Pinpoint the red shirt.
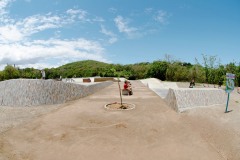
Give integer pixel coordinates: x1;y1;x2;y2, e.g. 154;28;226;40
124;83;128;89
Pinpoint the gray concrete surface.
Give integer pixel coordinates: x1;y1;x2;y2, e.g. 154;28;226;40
140;78;178;98
0;80;240;160
0;79;113;107
140;78;227;112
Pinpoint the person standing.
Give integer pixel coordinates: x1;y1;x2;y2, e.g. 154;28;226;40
41;69;46;79
189;79;195;88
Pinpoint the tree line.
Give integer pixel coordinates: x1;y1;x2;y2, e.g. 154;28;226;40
1;55;240;87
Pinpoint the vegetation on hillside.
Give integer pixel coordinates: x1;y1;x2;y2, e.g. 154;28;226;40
1;56;240;87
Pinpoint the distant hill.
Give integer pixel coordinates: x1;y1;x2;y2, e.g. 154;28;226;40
2;58;238;86
58;60;110;71
55;60;112;78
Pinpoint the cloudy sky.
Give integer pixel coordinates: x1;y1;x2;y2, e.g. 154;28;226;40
0;0;239;69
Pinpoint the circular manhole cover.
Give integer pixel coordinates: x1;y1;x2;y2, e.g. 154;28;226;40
104;102;135;111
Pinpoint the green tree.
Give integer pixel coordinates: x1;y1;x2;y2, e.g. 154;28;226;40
225;62;236;74
236;65;240;87
147;61;168;80
0;71;4;81
3;65;20;80
166;62;189;81
131;63;150;79
202;54;217;84
189;64;205;83
214;65;225;85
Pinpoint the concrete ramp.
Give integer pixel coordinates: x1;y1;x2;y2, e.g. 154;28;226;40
164;88;227;112
0;79;113;107
140;78;178;98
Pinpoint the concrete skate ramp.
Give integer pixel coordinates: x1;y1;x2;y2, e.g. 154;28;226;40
0;79;113;107
165;88;227;112
140;78;178;98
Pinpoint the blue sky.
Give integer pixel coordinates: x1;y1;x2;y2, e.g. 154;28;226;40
0;0;239;69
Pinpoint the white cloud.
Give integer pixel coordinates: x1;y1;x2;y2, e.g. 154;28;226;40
54;30;61;38
0;38;108;69
0;25;23;42
0;0;12;15
0;13;64;43
0;1;110;69
100;25;117;44
144;8;153;14
18;62;58;70
108;7;117;14
114;15;138;38
18;14;63;34
0;0;14;23
0;8;99;43
109;37;118;44
93;16;105;22
66;9;90;22
154;10;169;24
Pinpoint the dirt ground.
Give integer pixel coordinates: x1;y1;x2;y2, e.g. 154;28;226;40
0;81;240;160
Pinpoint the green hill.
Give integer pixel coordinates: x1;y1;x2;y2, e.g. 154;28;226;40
2;56;239;86
58;60;109;71
45;59;150;79
55;60;111;78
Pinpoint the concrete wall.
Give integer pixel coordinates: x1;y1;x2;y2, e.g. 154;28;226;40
63;77;125;83
0;79;113;107
140;78;179;98
165;88;227;112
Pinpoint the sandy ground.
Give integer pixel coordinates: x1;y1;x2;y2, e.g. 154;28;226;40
0;105;63;134
0;80;240;160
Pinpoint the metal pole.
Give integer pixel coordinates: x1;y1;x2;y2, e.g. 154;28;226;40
225;92;230;113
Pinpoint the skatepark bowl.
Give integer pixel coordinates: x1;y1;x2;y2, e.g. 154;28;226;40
0;78;240;160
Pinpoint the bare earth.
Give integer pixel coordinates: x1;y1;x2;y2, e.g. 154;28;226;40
0;81;240;160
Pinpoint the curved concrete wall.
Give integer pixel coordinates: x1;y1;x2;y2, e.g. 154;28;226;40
165;88;227;112
0;79;113;107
